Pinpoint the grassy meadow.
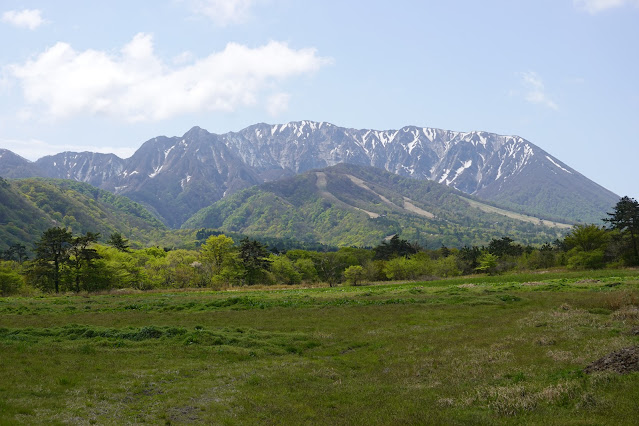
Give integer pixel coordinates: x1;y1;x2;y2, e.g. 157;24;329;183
1;269;639;424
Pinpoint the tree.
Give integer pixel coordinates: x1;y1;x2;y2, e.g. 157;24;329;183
343;265;365;286
373;235;418;260
271;255;302;285
0;263;23;296
1;244;28;262
68;232;101;292
200;234;236;278
34;227;73;293
238;238;272;285
487;237;523;257
604;196;639;265
562;224;609;269
476;253;499;274
107;232;130;252
458;245;481;274
563;224;609;252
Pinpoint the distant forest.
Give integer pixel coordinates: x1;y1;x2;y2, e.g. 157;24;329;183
2;197;637;296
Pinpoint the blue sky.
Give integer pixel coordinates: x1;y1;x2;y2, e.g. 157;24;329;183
1;0;638;201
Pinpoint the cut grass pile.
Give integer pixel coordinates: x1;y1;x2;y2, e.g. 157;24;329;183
1;270;638;424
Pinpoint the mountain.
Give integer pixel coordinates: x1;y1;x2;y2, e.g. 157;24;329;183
225;122;618;223
100;129;262;227
0;149;45;179
0;177;166;251
0;121;618;226
35;151;126;188
183;164;571;248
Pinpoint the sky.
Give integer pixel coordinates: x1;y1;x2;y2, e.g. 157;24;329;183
0;0;637;200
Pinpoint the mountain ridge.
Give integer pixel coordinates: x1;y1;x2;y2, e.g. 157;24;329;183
183;163;571;248
0;177;166;251
0;121;619;227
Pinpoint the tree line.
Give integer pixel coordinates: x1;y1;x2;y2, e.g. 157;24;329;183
1;196;638;296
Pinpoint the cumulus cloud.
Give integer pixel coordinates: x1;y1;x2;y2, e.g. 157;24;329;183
185;0;257;26
573;0;639;14
266;92;291;116
7;33;331;122
1;9;44;30
519;71;558;111
1;138;136;161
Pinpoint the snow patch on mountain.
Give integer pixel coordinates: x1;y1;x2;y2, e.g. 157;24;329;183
546;155;572;174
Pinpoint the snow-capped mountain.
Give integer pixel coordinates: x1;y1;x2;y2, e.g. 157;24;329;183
0;121;619;227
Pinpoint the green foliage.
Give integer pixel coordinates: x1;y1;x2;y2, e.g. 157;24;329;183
0;178;165;251
271;255;302;285
0;262;24;296
566;249;606;270
294;258;319;283
383;255;431;280
107;232;130;252
476;253;499;274
239;238;272;285
487;237;524;257
604;196;639;264
432;255;461;278
33;227;73;293
343;265;365;286
200;235;236;277
564;224;609;252
373;235;418;260
183;164;568;248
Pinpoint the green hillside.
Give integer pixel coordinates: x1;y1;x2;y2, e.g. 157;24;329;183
183;164;572;248
0;177;166;251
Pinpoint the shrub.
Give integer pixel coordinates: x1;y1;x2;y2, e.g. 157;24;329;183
0;265;23;296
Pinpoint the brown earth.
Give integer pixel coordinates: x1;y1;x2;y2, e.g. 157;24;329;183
584;346;639;374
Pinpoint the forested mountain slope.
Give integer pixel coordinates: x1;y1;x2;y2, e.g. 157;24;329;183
183;164;571;248
0;177;165;251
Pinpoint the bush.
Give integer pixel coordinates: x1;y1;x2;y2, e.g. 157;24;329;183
343;265;365;286
0;265;23;296
432;255;461;278
567;249;606;270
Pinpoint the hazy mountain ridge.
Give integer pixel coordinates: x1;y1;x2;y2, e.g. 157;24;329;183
0;121;619;226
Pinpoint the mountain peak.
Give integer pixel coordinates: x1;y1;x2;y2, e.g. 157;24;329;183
0;121;619;226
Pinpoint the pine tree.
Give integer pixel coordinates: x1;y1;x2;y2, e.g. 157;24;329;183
239;238;271;285
107;232;130;252
34;227;73;293
68;232;101;292
604;196;639;264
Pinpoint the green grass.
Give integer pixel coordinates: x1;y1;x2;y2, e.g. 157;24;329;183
1;270;638;424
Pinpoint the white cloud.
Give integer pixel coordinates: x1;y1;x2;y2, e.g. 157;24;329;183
519;71;558;111
573;0;639;14
185;0;257;26
1;9;44;30
7;33;331;122
266;92;290;116
0;138;136;161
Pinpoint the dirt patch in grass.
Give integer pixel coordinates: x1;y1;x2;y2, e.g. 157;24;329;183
584;346;639;375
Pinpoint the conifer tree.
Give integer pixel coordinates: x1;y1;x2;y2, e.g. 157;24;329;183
34;227;73;293
605;196;639;264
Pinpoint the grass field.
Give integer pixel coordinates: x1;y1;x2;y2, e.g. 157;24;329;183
1;270;638;424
